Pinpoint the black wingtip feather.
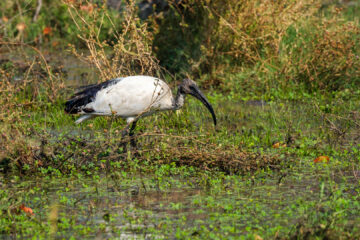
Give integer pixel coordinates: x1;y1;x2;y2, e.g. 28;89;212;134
64;78;122;114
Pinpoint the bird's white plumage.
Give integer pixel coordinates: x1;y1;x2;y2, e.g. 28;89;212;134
78;76;174;123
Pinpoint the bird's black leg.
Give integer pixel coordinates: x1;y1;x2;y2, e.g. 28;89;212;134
120;125;130;153
129;120;138;148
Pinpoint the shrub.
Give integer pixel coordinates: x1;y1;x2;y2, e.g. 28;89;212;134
66;0;162;81
281;15;360;91
153;0;360;91
153;0;320;74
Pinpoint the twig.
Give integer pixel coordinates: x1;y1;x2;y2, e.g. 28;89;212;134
0;41;54;82
138;132;212;146
33;0;42;22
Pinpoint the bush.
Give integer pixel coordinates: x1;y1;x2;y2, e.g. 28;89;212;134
153;0;360;91
281;16;360;91
1;0;358;92
153;0;320;73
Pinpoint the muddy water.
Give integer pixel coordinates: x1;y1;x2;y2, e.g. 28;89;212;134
2;165;357;239
0;48;98;86
1;175;206;239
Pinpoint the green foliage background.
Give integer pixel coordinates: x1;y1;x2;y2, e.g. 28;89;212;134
1;0;359;94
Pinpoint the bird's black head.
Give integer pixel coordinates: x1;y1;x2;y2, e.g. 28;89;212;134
179;78;217;126
178;78;197;94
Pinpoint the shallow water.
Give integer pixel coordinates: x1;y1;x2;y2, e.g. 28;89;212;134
0;47;98;86
1;162;359;239
1;48;360;238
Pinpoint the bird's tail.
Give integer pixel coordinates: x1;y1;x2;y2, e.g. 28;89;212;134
65;98;80;114
65;78;121;114
64;93;93;114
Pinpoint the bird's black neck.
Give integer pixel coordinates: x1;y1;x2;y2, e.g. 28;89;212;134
174;88;186;110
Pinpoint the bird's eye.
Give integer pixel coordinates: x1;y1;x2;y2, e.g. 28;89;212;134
189;85;196;91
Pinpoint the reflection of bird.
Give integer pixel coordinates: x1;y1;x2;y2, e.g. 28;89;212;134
65;76;217;145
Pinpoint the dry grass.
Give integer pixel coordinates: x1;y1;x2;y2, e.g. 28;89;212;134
145;142;281;174
0;1;165;171
153;0;359;90
0;43;65;169
281;14;360;90
22;132;281;175
204;0;321;64
154;0;321;74
1;0;358;174
65;0;163;82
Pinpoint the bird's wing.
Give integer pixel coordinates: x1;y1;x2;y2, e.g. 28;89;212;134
65;78;123;114
88;76;173;117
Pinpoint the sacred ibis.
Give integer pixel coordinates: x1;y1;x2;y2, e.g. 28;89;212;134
65;75;217;145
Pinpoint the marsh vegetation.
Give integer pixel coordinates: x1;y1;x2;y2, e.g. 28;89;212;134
0;0;360;239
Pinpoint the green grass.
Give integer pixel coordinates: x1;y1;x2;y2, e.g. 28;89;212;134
1;1;360;238
1;83;360;238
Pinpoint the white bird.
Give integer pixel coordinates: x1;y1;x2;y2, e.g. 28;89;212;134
65;75;216;144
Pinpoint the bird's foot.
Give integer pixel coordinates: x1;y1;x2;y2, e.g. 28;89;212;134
130;136;137;148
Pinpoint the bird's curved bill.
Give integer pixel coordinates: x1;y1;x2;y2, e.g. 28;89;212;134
189;86;217;126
